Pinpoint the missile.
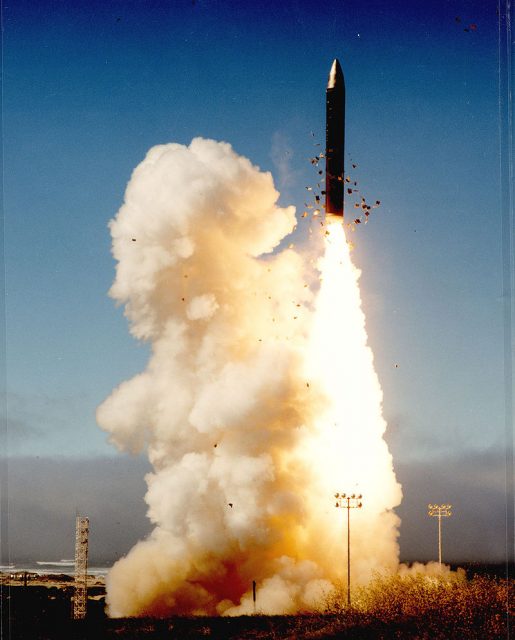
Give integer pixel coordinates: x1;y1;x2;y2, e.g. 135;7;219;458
325;59;345;217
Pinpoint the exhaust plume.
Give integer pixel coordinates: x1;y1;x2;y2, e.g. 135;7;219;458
97;138;402;616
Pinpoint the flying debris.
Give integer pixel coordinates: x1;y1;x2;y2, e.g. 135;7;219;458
325;59;345;217
457;16;477;32
302;64;382;231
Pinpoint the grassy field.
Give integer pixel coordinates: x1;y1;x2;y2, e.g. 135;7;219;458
2;570;512;639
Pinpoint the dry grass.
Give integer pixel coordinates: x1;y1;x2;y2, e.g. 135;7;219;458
320;572;513;639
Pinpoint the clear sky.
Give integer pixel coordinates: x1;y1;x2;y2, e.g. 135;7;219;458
3;0;511;564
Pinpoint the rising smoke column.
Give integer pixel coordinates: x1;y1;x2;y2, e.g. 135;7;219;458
97;138;402;617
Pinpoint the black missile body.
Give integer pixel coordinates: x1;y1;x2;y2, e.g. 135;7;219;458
325;59;345;217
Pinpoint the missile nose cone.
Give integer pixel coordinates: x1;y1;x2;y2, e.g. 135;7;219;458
327;59;344;89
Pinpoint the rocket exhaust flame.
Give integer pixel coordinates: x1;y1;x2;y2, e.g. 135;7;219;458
97;139;402;617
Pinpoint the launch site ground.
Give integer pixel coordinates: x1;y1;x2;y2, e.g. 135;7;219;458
2;565;512;640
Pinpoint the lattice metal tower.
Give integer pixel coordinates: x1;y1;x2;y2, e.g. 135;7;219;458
73;516;89;620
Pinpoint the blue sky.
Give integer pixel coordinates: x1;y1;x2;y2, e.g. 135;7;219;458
3;0;511;562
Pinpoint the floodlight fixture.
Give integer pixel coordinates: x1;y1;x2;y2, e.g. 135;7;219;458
335;491;364;606
427;503;453;565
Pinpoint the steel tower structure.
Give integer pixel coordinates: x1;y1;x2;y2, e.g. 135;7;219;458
73;516;89;619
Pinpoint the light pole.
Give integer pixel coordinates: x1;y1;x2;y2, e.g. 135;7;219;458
427;503;452;566
335;492;363;606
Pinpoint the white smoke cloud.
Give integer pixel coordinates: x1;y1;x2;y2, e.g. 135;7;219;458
97;138;402;617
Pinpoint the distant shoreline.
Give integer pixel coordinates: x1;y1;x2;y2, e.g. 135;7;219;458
1;571;105;588
0;562;110;578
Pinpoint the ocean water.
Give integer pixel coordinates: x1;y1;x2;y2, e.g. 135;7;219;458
0;560;110;577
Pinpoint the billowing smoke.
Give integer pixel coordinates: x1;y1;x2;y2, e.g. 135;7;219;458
97;138;402;617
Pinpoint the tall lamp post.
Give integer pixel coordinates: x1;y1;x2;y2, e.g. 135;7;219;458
335;492;363;606
427;503;452;566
